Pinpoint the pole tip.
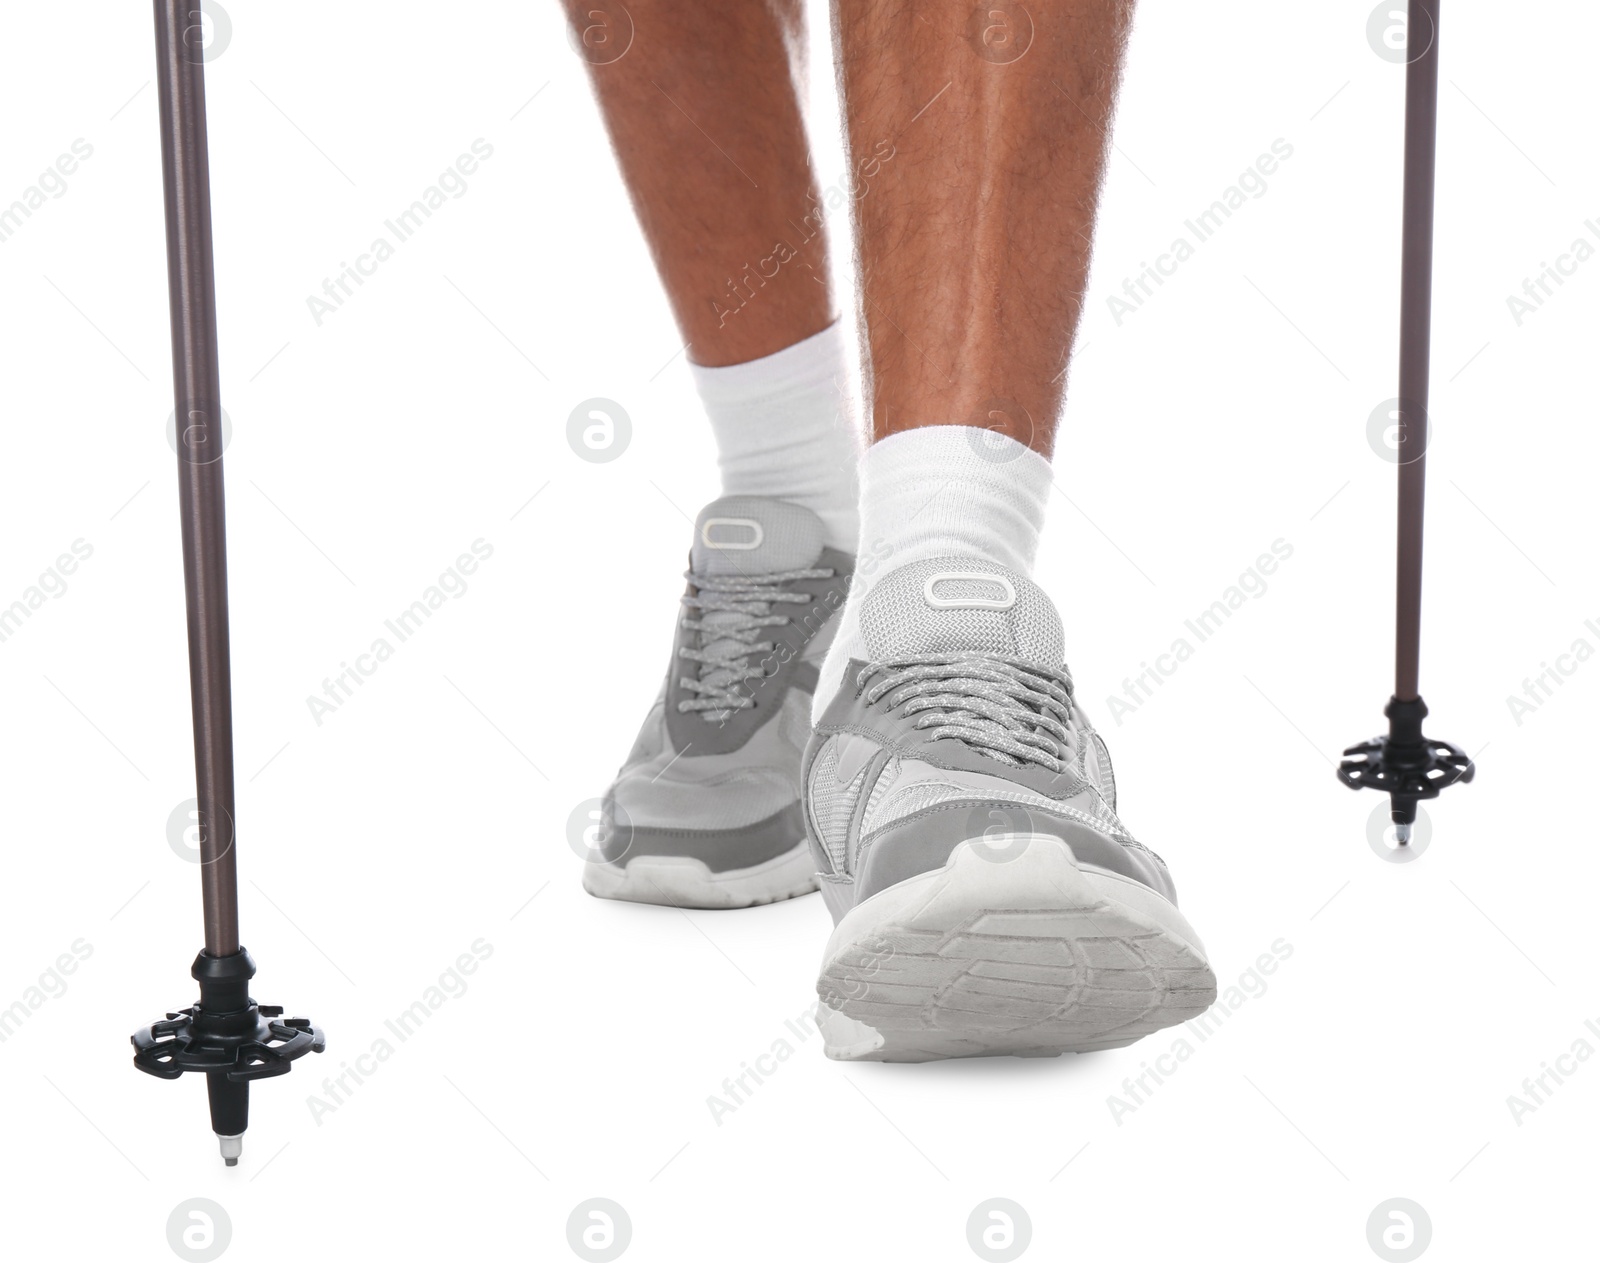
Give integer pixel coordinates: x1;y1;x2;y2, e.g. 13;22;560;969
217;1133;243;1166
1394;821;1413;845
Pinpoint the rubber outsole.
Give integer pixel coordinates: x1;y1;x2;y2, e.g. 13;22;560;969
815;834;1216;1061
582;841;818;910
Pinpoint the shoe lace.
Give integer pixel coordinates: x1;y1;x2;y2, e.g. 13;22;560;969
677;565;834;716
857;653;1079;772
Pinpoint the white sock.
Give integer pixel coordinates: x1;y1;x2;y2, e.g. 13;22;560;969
690;321;861;552
815;424;1054;720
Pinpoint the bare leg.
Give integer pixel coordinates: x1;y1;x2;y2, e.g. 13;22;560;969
563;0;834;366
834;0;1135;455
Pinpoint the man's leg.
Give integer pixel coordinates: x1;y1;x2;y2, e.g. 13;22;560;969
806;2;1218;1061
840;0;1128;451
566;1;859;908
566;0;828;366
567;0;859;547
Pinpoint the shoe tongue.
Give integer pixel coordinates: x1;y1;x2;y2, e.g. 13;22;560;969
690;496;825;577
859;557;1064;671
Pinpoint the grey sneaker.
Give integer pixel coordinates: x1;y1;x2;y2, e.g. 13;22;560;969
584;495;853;909
803;557;1216;1060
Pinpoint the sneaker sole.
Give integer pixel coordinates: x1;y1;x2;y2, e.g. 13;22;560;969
582;841;818;910
815;834;1216;1061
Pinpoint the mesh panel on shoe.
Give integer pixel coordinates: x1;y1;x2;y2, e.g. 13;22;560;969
858;557;1064;671
690;496;825;577
809;738;868;870
861;756;899;825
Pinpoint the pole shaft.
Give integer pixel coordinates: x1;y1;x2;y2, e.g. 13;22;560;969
154;0;239;956
1394;0;1439;701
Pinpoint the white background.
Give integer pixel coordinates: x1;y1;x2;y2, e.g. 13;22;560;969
0;1;1594;1259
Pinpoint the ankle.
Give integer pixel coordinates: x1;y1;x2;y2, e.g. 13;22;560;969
855;425;1052;579
690;321;862;552
815;425;1053;721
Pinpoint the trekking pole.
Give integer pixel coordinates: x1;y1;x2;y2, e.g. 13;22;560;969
130;0;323;1165
1338;0;1473;840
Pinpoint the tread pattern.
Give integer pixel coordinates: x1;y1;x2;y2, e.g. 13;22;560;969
819;899;1215;1061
